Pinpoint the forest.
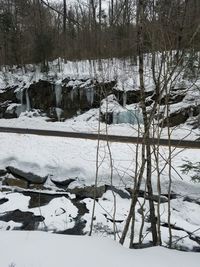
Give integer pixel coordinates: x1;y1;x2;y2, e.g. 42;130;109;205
0;0;200;67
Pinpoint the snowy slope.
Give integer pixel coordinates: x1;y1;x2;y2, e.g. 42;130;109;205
0;231;200;267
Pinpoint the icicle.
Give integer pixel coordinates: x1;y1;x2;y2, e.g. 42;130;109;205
16;89;26;114
86;87;94;105
25;89;31;111
123;91;127;107
54;82;63;121
55;107;63;121
55;83;62;107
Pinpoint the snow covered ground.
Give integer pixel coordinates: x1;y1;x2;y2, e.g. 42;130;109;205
0;132;199;189
0;132;200;251
0;109;199;141
0;231;200;267
0;56;200;259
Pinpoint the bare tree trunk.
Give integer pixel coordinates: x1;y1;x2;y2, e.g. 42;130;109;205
137;0;157;246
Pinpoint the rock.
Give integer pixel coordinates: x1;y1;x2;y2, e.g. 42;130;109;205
4;103;21;118
51;178;76;188
0;209;44;230
0;169;7;176
126;188;168;203
22;191;68;208
28;80;56;114
6;166;48;184
161;110;189;127
68;185;106;199
0;86;18;103
2;177;28;189
131;242;153;249
0;198;8;205
161;104;200;127
183;196;200;205
105;185;130;199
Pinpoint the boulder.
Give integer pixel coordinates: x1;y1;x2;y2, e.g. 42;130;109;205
0;209;44;230
0;169;7;176
68;185;106;199
6;166;48;184
126;188;168;203
161;104;200;127
2;177;28;189
0;86;18;103
0;198;8;205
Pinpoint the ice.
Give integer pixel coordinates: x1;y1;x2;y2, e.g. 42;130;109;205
123;91;127;107
55;82;62;107
55;107;63;121
25;89;31;111
113;108;143;125
86;87;94;105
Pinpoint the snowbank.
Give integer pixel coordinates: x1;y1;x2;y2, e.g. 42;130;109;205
0;231;200;267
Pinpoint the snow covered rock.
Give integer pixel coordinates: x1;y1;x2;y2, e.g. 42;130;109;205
6;166;48;184
69;185;106;199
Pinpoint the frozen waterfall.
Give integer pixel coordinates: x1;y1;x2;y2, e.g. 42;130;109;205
25;89;31;111
54;82;63;121
55;83;62;107
113;108;143;125
16;88;31;114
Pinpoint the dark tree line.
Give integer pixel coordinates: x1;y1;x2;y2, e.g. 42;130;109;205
0;0;200;68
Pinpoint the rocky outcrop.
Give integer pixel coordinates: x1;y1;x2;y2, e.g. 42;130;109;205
29;81;56;115
0;86;18;103
0;76;199;126
161;104;200;127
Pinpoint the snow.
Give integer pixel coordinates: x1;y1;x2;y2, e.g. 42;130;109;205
0;131;199;195
0;231;199;267
0;55;200;258
0;131;200;250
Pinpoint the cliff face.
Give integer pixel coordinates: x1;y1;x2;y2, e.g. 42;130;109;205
0;58;199;127
0;79;117;121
